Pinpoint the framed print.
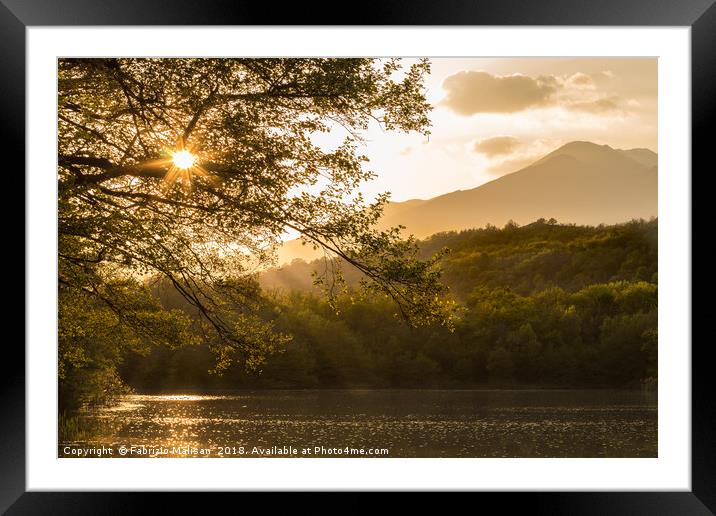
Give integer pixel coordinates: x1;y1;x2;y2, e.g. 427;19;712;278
6;0;712;512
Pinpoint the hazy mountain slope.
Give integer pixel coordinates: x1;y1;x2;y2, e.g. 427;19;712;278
619;148;658;167
380;198;428;220
277;141;657;263
276;200;429;264
376;141;657;239
276;238;325;265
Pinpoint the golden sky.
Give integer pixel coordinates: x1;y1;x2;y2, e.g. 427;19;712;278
346;57;657;202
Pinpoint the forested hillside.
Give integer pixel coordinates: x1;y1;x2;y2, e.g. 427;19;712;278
121;219;658;391
265;219;657;297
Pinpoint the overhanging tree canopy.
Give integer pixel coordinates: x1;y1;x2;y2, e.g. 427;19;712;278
58;58;452;372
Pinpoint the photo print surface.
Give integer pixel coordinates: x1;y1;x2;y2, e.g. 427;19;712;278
58;57;657;458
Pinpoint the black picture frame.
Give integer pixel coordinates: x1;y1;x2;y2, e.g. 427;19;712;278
5;0;710;512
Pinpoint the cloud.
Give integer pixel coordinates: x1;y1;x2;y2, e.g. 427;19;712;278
441;69;629;117
565;72;594;88
474;136;520;157
567;95;621;114
399;146;413;156
442;71;558;114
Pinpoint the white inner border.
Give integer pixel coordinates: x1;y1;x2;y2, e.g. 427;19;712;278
26;27;691;491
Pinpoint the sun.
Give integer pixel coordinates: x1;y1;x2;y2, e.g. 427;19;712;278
172;150;197;170
161;146;215;191
143;139;215;191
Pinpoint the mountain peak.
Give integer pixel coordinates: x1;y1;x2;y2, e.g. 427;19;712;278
374;140;657;240
536;141;616;165
277;140;658;263
534;140;657;169
559;141;613;152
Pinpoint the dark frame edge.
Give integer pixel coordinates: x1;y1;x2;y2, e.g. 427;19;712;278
1;0;27;514
7;0;713;513
691;0;716;513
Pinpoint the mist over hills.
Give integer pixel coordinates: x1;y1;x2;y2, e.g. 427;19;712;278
277;141;657;264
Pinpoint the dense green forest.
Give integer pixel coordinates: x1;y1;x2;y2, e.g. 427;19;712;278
119;219;657;393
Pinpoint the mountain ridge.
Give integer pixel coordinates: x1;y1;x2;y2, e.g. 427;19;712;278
277;141;657;264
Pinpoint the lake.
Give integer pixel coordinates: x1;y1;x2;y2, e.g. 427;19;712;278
59;389;657;458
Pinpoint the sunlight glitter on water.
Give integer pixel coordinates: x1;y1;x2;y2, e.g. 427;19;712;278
129;394;230;402
62;390;657;458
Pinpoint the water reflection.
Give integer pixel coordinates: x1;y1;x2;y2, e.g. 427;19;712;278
59;389;657;458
